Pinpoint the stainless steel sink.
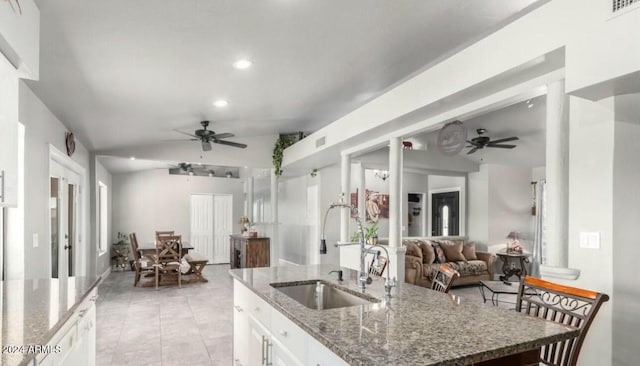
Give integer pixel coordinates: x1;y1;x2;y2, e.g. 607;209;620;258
271;280;379;310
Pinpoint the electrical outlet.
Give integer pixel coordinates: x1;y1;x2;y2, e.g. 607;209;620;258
32;233;39;248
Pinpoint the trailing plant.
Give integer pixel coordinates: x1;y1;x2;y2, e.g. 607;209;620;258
310;168;318;177
351;223;378;242
272;135;297;177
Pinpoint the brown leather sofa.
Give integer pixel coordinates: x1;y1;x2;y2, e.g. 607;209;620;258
402;236;496;288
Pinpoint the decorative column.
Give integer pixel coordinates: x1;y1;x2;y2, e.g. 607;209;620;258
340;154;351;243
270;168;278;266
388;137;406;285
246;177;254;221
545;80;569;268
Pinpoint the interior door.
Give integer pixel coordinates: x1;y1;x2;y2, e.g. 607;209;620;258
50;161;80;279
213;195;232;264
431;191;459;236
190;194;214;262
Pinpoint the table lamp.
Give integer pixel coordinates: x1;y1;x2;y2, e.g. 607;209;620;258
506;231;521;253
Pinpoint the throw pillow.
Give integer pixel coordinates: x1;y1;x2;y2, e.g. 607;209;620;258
404;242;422;258
462;241;478;260
419;241;436;264
438;240;466;262
431;243;447;264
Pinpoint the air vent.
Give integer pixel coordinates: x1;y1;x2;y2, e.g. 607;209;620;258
315;136;326;148
613;0;639;12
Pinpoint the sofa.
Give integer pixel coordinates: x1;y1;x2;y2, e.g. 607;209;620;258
402;236;496;288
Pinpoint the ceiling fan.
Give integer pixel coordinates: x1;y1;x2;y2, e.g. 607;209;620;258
466;128;519;155
174;121;247;151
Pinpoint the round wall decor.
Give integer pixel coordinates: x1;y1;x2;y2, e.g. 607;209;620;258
65;132;76;156
436;120;467;156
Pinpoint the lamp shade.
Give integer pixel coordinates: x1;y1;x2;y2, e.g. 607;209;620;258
507;231;520;240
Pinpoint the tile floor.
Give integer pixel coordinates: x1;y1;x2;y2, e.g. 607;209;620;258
95;266;515;366
96;264;233;366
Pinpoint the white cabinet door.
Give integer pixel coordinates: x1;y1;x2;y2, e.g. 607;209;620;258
0;52;18;207
233;302;249;366
270;336;304;366
307;336;349;366
248;316;270;366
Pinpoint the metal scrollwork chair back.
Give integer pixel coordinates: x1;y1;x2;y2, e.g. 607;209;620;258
516;276;609;366
431;263;459;293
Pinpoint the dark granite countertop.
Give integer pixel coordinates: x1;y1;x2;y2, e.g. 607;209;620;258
229;264;578;366
1;276;100;366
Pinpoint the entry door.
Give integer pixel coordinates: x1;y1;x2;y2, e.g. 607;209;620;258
431;191;459;236
212;195;232;263
191;194;232;264
50;161;80;279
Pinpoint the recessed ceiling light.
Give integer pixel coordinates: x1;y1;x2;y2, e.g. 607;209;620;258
213;99;228;108
233;59;252;70
129;156;136;160
528;103;534;108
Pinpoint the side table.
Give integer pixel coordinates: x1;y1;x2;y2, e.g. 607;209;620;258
496;251;530;281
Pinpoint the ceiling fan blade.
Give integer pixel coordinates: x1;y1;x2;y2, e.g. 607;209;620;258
467;147;480;155
211;132;234;139
201;141;212;151
214;140;247;149
487;144;517;149
174;129;198;138
163;138;198;142
466;140;480;147
488;136;519;144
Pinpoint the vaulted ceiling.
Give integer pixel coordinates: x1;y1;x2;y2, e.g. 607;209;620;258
29;0;541;153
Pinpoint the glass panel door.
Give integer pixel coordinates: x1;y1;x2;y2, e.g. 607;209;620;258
50;177;59;278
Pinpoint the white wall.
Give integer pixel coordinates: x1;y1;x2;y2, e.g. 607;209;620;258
278;174;313;265
404;172;428;237
612;93;640;365
93;158;112;275
467;164;531;251
112;169;244;246
531;166;546;181
18;82;92;279
566;96;615;366
467;165;489;249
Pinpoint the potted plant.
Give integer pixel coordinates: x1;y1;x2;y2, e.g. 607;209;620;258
351;223;378;244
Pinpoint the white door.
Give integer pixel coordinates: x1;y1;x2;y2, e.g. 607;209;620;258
190;194;214;262
50;160;80;279
213;195;232;263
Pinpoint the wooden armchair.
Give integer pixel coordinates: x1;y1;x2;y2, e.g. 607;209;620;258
430;263;459;293
152;235;183;290
516;276;609;366
129;233;154;286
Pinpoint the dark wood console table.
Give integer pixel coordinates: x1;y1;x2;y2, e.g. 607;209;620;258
496;251;530;281
229;235;270;269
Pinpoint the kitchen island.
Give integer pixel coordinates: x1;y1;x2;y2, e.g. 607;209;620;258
1;276;100;366
230;264;578;366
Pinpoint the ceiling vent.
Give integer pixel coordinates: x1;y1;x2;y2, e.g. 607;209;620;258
315;136;326;148
612;0;639;13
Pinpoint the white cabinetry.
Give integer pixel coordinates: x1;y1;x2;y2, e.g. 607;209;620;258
35;288;98;366
233;279;346;366
0;52;18;207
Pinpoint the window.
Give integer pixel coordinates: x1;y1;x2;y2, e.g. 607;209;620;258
98;182;108;254
442;205;449;236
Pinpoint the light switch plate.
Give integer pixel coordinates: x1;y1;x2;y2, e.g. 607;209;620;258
579;232;600;249
32;233;38;248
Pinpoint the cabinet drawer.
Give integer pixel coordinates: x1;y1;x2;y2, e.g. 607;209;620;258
249;290;270;327
270;308;306;362
233;279;252;311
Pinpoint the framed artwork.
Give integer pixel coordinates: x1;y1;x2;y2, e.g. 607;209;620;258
365;189;389;223
350;190;358;218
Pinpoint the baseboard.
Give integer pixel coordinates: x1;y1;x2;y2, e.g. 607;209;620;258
98;266;112;284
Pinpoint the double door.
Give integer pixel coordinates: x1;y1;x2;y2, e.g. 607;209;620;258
50;160;81;279
190;194;232;264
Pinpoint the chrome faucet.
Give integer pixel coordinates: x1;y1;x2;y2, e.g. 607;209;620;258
320;194;396;296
